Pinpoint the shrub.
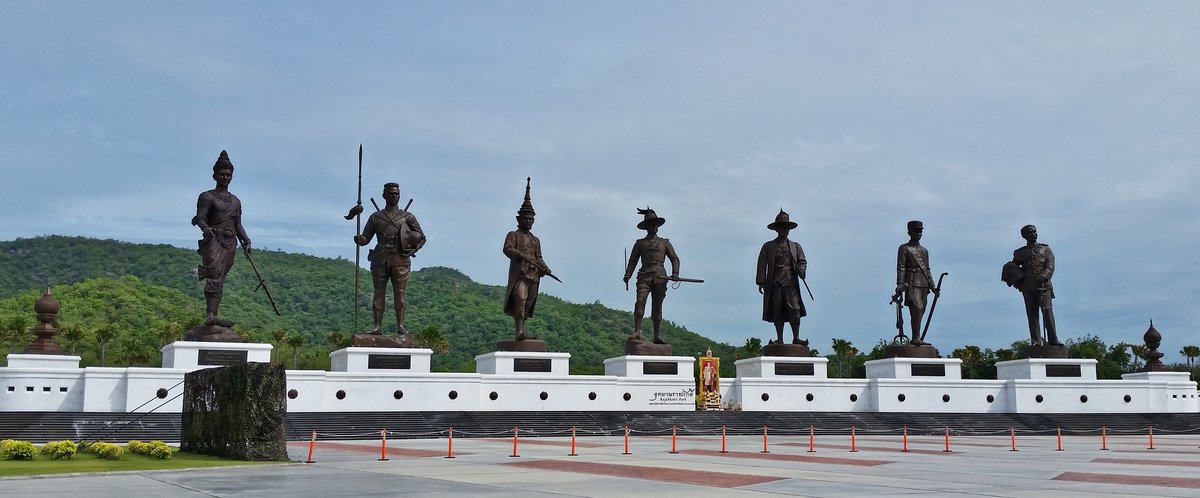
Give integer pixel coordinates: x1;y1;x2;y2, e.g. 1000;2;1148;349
127;440;172;459
2;440;36;460
40;440;78;460
148;443;173;459
88;442;124;460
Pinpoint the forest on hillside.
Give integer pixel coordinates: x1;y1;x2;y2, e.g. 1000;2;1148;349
2;236;1197;380
0;236;738;374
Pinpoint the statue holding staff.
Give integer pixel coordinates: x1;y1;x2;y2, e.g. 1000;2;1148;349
756;210;808;347
354;182;425;335
192;150;251;328
893;220;940;345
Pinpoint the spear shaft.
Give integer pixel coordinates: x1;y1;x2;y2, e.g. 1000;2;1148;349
353;145;362;332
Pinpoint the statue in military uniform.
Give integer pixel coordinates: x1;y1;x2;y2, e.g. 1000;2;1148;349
756;210;807;346
895;220;938;345
1003;224;1059;347
354;182;426;335
623;208;680;345
503;178;552;341
192;150;251;328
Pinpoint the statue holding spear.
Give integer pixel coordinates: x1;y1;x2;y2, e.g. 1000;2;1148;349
343;145;365;333
354;181;426;339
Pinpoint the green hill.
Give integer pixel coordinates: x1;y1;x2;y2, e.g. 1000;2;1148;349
0;236;736;374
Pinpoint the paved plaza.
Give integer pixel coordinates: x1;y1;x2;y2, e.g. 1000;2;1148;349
2;433;1199;497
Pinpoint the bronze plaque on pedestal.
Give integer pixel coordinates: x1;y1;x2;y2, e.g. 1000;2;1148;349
775;362;815;376
1045;364;1082;377
513;358;552;372
910;363;946;377
643;362;679;375
198;349;248;366
367;354;412;370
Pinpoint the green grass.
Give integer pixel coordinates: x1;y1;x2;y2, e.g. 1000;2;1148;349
0;449;287;477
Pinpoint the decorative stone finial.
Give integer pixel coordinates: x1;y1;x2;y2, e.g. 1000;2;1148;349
24;287;63;354
1139;320;1168;372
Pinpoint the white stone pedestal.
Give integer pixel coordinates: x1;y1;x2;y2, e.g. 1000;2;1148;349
866;357;963;380
330;347;432;373
1120;371;1199;412
475;351;570;376
735;356;828;379
865;357;1006;413
603;355;697;411
161;341;272;370
603;355;695;379
1121;371;1193;382
995;358;1097;380
4;354;81;369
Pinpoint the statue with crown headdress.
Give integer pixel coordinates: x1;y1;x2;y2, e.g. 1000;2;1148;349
500;178;555;352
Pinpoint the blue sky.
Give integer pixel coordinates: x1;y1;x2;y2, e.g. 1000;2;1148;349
3;2;1198;360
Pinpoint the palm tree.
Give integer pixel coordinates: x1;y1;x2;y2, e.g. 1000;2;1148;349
114;336;153;367
738;337;763;359
156;322;180;347
328;331;349;351
413;325;449;354
94;327;114;367
1129;344;1147;371
830;338;857;378
284;333;305;369
1181;345;1200;380
271;329;287;362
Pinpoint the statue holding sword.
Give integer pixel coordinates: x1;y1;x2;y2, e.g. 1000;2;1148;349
889;220;946;356
624;207;701;348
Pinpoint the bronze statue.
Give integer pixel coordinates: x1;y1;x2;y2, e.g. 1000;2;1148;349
192;150;251;327
893;220;940;345
503;178;555;341
756;210;808;346
623;208;680;345
354;182;425;335
1003;224;1060;346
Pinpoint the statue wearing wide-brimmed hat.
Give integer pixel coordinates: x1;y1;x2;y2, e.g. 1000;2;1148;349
623;207;680;347
756;209;809;352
